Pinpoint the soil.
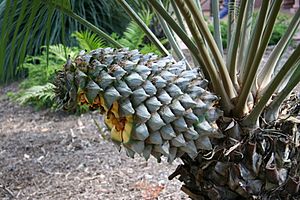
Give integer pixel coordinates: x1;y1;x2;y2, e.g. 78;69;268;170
0;84;188;200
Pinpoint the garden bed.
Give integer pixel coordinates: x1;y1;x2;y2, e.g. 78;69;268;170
0;84;188;200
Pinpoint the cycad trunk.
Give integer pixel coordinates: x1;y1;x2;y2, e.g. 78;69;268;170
55;48;300;199
171;118;300;199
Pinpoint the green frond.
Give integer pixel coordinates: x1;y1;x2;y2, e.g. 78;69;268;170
140;43;161;55
48;44;79;62
15;83;56;107
118;10;153;48
72;30;106;51
117;0;169;55
18;44;78;89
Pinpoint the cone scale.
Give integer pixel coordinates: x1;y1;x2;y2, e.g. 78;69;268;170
55;48;223;162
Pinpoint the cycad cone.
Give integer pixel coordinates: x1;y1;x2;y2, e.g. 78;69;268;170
55;48;223;162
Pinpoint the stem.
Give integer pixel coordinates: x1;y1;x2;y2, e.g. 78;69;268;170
227;0;247;88
175;0;233;113
195;0;201;10
240;1;269;82
227;0;234;46
117;0;169;56
258;8;300;90
233;1;270;117
170;0;186;33
148;0;205;75
244;44;300;125
156;0;188;66
211;0;223;55
243;0;282;95
249;0;283;95
237;0;254;79
264;64;300;122
185;0;236;99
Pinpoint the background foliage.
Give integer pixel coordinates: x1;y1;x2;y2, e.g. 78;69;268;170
8;44;79;109
0;0;133;83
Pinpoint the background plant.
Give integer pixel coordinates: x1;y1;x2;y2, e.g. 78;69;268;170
111;10;167;55
0;0;162;84
9;29;111;110
253;11;291;45
9;44;78;109
72;30;107;52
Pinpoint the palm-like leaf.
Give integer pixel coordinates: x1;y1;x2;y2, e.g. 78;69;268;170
0;0;128;83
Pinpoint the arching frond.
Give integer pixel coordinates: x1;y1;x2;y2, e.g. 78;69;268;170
0;0;126;84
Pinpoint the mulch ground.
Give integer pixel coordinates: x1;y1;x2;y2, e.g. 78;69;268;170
0;84;188;200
